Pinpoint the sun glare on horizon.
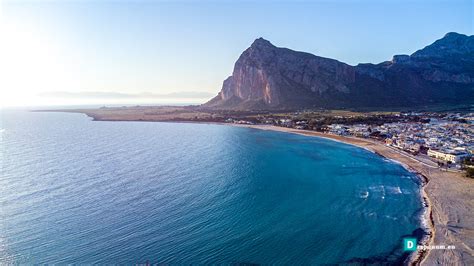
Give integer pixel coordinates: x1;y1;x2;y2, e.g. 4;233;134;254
0;4;214;108
0;12;83;107
1;0;471;108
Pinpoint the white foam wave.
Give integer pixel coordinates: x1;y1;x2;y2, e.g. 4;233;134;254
359;191;369;199
384;215;398;220
368;185;386;199
386;186;402;194
368;185;385;192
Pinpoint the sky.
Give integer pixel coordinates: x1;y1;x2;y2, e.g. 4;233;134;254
0;0;472;107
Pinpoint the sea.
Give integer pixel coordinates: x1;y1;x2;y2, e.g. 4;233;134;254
0;109;425;264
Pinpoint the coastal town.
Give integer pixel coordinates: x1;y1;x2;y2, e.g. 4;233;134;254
7;0;474;264
44;105;474;264
226;111;474;176
54;106;474;177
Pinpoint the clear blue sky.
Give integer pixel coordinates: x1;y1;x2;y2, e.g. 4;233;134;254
1;0;473;106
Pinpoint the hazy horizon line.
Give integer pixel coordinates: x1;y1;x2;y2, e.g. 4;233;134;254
38;91;215;99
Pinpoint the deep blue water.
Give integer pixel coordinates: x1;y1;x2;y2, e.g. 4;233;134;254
0;110;424;264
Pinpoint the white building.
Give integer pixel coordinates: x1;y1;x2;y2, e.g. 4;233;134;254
427;149;468;163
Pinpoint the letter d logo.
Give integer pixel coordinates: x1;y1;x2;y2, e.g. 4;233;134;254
403;238;417;251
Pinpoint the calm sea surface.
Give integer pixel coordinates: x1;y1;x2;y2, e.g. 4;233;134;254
0;110;424;264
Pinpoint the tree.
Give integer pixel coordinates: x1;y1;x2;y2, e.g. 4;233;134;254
463;157;473;166
437;161;444;169
466;168;474;178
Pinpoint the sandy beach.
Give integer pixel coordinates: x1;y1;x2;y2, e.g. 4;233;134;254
233;124;474;265
32;109;474;264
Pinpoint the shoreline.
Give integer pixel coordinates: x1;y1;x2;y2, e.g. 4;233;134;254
228;124;472;265
31;111;474;265
230;124;434;265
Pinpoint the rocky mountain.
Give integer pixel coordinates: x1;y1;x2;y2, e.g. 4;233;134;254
204;32;474;110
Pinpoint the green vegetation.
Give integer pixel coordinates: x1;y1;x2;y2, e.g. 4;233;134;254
462;157;474;166
461;157;474;178
465;168;474;178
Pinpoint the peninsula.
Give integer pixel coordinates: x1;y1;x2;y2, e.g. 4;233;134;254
41;106;474;265
38;32;474;264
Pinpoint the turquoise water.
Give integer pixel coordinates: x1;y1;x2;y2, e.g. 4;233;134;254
0;110;424;264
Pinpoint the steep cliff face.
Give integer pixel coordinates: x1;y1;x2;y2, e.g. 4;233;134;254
206;38;356;109
205;33;474;110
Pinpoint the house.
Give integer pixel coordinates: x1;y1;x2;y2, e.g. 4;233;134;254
279;119;293;127
427;149;468;163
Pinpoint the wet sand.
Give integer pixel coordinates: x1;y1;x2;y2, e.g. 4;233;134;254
234;124;474;265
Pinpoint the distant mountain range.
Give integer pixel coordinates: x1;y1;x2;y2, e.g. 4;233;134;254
204;32;474;110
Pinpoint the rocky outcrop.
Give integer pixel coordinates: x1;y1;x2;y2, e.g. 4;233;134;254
205;33;474;110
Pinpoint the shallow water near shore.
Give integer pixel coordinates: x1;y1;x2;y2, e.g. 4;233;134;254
1;110;424;264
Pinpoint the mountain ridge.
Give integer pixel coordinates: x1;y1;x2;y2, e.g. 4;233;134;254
204;33;474;110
